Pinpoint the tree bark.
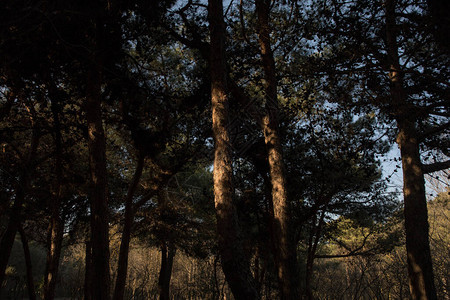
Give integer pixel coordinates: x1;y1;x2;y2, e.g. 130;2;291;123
385;1;437;299
0;181;24;292
44;92;65;300
0;107;39;293
427;0;450;50
305;211;325;300
84;238;93;300
113;154;144;300
85;62;111;299
209;0;259;299
254;1;299;299
83;12;112;297
158;240;176;300
18;224;36;300
43;214;63;300
397;121;436;300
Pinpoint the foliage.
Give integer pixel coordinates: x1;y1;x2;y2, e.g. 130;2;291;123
0;0;448;298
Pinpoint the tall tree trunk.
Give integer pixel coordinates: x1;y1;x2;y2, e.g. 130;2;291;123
254;1;299;299
44;216;63;300
84;238;93;300
18;224;36;300
85;61;111;299
44;92;65;300
0;181;24;292
427;0;450;50
385;1;437;299
0;106;39;293
305;211;325;300
158;240;176;300
113;155;144;300
208;0;259;298
397;119;436;300
305;239;314;300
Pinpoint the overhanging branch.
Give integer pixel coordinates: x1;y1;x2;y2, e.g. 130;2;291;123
419;121;450;141
314;248;377;259
422;160;450;174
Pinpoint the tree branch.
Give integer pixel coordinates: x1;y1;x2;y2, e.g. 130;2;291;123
315;248;377;259
422;160;450;174
419;121;450;141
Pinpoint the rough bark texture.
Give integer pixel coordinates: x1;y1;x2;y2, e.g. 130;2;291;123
18;225;36;300
255;1;299;298
86;62;111;300
113;155;144;300
385;1;437;299
158;240;176;300
209;0;259;298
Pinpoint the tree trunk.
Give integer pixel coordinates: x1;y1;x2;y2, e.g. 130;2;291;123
254;1;299;299
84;238;93;300
0;110;39;293
18;225;36;300
427;0;450;50
305;248;314;300
44;93;65;300
305;222;315;300
113;155;144;300
43;214;64;300
0;185;23;292
208;0;259;298
84;16;111;296
305;211;325;300
158;240;176;300
385;1;437;299
397;121;436;300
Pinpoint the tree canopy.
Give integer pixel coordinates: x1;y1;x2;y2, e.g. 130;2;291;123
0;0;448;299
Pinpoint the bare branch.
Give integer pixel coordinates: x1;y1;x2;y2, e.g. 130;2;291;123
422;160;450;174
315;248;377;259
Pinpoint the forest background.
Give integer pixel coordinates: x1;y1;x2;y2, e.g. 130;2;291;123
0;0;448;299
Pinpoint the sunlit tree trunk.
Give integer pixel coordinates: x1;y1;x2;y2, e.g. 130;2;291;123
254;1;299;298
385;1;437;299
209;0;259;298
